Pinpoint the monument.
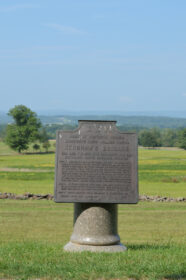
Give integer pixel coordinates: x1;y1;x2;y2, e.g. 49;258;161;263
54;120;138;252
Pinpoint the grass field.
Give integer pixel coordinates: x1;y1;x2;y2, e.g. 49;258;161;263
138;148;186;197
0;141;186;279
0;200;185;280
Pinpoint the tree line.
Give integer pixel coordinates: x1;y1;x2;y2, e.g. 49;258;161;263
138;128;186;149
1;105;186;152
44;123;186;149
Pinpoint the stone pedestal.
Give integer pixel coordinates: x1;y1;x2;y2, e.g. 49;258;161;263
64;203;126;252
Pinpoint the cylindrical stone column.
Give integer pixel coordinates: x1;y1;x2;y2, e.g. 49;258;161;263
64;203;127;252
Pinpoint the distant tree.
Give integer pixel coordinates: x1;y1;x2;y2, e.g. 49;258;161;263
39;127;49;143
33;143;40;153
38;127;51;153
161;129;178;147
139;128;162;148
42;141;51;153
5;105;41;153
178;128;186;150
0;124;7;140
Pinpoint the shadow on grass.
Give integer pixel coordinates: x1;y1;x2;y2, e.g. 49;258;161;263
23;151;55;155
164;272;186;279
127;243;173;250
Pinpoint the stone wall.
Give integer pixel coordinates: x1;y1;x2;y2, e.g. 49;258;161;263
0;192;185;202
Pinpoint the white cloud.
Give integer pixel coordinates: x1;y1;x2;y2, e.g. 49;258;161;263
43;23;85;35
119;96;133;103
0;4;38;12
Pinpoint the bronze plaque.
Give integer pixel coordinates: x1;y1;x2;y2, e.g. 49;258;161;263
54;120;138;203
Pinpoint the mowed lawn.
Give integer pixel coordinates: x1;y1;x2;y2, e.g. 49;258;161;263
0;141;186;197
0;200;185;280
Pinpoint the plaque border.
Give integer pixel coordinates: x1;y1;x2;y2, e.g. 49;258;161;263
54;120;138;204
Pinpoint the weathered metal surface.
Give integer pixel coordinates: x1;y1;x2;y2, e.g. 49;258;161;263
54;120;138;203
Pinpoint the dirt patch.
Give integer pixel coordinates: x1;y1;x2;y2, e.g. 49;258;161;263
0;168;51;173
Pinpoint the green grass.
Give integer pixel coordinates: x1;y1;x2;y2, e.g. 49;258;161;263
0;171;54;194
0;153;54;170
0;200;185;280
0;140;18;155
0;242;185;280
138;148;186;197
0;142;55;193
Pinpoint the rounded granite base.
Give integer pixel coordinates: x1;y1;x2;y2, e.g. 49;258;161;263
64;242;127;252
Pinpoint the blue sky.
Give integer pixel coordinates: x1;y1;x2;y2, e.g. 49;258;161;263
0;0;186;113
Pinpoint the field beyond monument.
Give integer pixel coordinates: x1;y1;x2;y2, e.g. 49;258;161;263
0;141;185;198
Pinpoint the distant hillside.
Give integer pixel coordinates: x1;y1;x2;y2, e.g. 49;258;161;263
1;111;186;129
39;115;186;129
